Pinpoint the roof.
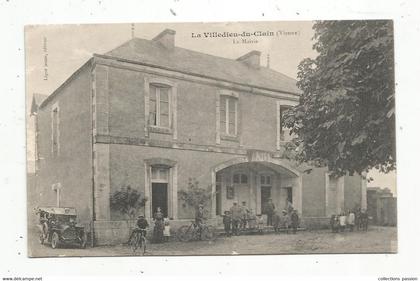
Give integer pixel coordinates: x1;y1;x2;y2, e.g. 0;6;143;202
105;38;300;95
30;93;48;115
38;59;93;109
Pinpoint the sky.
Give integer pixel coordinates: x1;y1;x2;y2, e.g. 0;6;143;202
24;22;396;195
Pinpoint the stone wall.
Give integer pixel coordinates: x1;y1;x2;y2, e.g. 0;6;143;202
301;168;327;217
35;64;93;225
96;63;294;153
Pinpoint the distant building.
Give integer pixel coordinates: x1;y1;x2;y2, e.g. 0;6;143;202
367;187;397;226
30;29;367;245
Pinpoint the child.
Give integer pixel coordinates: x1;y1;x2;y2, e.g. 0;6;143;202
281;209;290;233
347;210;355;232
247;209;257;230
222;210;232;237
128;215;149;243
163;218;171;242
256;214;265;234
339;212;347;232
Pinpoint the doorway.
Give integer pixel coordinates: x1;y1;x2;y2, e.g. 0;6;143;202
261;186;272;214
285;186;293;205
152;183;168;217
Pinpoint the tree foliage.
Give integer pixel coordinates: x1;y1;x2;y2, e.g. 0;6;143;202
178;178;212;211
110;185;148;219
284;20;395;177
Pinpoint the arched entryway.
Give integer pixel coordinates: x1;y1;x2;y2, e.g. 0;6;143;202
210;154;302;218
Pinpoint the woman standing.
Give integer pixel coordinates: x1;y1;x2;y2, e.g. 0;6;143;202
153;207;164;243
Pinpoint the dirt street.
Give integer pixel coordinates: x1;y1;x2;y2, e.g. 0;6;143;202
28;226;397;257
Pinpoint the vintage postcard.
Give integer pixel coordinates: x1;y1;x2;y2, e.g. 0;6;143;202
25;21;397;257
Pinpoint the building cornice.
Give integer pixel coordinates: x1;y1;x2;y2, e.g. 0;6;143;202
94;134;289;159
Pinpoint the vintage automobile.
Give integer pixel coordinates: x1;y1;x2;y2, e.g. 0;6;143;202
36;207;87;249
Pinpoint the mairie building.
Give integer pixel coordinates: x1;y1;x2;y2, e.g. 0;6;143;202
30;29;367;245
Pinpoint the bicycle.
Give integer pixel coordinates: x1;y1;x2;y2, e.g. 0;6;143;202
176;220;217;242
128;228;147;255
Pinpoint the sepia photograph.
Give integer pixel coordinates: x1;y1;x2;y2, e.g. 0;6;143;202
25;21;397;257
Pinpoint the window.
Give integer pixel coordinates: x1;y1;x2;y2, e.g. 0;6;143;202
279;105;292;141
151;166;169;183
51;105;59;156
220;95;238;136
233;173;248;184
226;186;235;199
149;84;171;128
52;183;61;207
260;175;271;185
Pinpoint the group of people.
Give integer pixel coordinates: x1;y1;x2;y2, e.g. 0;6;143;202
222;201;264;236
222;199;300;236
330;208;368;233
130;207;171;244
272;208;300;234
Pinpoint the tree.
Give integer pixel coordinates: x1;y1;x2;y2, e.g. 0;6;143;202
110;185;148;219
178;178;212;212
284;20;395;177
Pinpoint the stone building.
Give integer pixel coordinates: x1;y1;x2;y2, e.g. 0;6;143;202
30;29;367;245
367;187;397;226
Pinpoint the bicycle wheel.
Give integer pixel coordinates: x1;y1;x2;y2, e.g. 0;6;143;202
140;236;146;255
176;225;193;242
129;232;139;252
201;225;217;241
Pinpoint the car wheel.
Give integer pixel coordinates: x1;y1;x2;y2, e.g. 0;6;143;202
51;232;60;249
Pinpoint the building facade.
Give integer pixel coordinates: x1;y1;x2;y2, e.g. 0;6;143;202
31;29;367;245
367;187;397;226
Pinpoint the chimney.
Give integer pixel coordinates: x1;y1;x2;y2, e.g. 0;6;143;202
236;50;261;68
153;29;176;50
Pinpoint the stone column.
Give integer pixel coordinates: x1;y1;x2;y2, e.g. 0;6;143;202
144;164;151;219
293;176;303;214
211;170;216;218
249;170;256;212
172;165;178;219
337;177;345;213
256;172;261;214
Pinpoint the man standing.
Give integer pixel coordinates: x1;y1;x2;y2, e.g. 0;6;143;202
240;201;249;229
222;210;232;237
290;209;299;234
264;198;275;226
230;201;242;235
